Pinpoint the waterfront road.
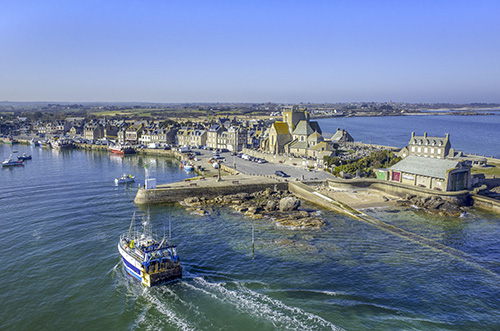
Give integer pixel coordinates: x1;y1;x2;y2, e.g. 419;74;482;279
191;149;334;182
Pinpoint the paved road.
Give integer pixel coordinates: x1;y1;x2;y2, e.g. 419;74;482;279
191;149;334;181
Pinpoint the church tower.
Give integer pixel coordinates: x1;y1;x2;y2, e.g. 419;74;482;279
282;105;309;133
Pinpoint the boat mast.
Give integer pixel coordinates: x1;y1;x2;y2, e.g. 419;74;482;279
128;211;136;237
169;219;172;245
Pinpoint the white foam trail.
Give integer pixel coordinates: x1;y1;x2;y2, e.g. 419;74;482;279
141;290;194;331
192;277;343;330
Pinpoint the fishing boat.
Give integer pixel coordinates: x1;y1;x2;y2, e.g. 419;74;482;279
2;154;24;167
110;143;135;155
52;139;74;149
180;161;194;171
115;174;135;184
118;213;182;287
17;153;32;161
3;137;17;144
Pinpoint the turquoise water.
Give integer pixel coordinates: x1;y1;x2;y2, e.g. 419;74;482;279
2;141;500;330
318;114;500;158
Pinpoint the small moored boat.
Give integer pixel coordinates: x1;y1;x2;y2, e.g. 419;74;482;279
115;174;135;184
2;154;24;167
118;213;182;287
110;143;135;155
180;161;194;171
17;153;32;161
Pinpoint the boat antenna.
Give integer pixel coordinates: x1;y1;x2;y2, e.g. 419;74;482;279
252;221;255;259
128;211;136;237
169;219;172;245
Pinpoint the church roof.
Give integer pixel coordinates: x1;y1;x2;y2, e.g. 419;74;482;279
272;122;290;135
307;131;324;143
288;140;309;150
293;120;314;136
309;121;322;134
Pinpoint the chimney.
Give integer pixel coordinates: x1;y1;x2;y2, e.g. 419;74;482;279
424;132;427;138
445;133;449;139
411;132;415;138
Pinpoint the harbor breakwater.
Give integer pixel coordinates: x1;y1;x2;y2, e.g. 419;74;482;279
134;175;289;204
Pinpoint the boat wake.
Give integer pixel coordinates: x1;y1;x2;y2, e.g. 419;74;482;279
131;275;342;330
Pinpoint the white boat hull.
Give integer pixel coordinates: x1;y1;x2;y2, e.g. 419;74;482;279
118;243;144;283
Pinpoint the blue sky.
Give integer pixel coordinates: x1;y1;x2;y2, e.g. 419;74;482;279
1;0;499;103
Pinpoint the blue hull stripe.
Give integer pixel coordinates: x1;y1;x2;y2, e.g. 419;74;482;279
124;264;142;282
122;256;141;276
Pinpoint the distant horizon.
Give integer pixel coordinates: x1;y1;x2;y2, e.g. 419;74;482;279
2;100;500;106
2;1;499;103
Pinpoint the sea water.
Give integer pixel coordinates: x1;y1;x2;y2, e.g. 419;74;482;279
318;114;500;158
2;117;500;330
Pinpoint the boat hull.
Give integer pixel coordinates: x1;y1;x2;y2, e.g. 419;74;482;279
115;179;135;184
110;147;135;155
118;242;182;287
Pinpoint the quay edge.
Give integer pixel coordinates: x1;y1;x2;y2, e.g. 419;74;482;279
134;177;289;204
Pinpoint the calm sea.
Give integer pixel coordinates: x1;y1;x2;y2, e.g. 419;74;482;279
318;114;500;158
1;115;500;330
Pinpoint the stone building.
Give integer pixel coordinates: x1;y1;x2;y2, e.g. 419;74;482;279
399;132;451;159
330;128;354;143
266;121;292;154
377;155;471;192
263;106;334;159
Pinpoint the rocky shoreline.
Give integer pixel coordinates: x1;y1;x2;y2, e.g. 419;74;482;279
395;194;471;217
182;187;326;229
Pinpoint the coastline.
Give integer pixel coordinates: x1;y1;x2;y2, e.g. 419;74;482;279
7;137;500;214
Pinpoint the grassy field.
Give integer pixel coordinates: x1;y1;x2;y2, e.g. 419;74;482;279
472;159;500;177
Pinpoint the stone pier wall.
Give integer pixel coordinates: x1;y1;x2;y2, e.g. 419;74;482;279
471;194;500;213
134;181;289;204
327;178;471;206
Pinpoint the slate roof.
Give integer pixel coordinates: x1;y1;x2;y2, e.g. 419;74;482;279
389;155;463;179
308;131;323;143
272;122;290;135
309;141;334;151
410;135;448;147
288;140;309;150
331;129;354;142
309;121;322;134
293;120;314;136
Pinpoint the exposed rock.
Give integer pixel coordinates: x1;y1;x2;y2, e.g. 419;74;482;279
184;197;201;206
279;197;301;212
235;206;248;213
191;208;208;216
398;195;465;217
265;200;278;212
438;201;463;217
276;217;326;229
181;188;325;229
297;210;310;218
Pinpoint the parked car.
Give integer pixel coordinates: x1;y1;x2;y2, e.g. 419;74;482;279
275;170;289;177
